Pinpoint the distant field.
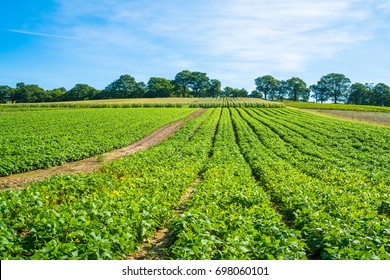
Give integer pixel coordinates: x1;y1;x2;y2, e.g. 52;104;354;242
284;101;390;112
310;110;390;126
0;97;281;110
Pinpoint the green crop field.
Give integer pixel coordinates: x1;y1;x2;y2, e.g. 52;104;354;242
0;107;196;176
0;106;389;260
0;97;281;110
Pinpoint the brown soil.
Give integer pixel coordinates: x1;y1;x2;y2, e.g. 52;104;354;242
0;109;205;190
308;109;390;126
128;178;201;260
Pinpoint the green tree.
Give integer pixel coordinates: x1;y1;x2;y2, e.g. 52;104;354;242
310;84;328;103
146;77;174;98
250;90;263;98
64;84;98;101
135;82;147;98
46;87;67;102
173;70;192;97
12;83;46;103
103;74;138;98
347;83;369;105
0;85;13;103
190;71;210;97
174;70;210;97
372;83;390;106
254;75;279;100
315;73;351;104
285;77;310;102
276;80;288;101
208;79;222;98
223;87;248;97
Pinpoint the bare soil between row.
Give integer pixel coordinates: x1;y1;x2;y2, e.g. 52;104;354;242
0;109;205;190
307;109;390;126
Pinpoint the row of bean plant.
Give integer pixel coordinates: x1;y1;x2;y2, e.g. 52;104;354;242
0;109;219;259
0;108;196;176
231;108;390;259
169;108;307;259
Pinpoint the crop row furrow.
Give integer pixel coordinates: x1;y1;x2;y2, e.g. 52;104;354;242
0;108;197;176
0;109;218;259
245;108;390;187
231;108;390;260
168;108;307;260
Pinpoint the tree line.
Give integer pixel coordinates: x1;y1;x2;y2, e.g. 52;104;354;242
254;73;390;106
1;71;389;106
0;70;248;103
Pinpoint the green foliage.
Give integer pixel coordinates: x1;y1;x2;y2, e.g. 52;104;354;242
0;108;196;176
254;75;279;100
231;108;390;259
285;77;310;102
312;73;351;104
0;108;218;259
188;97;284;108
170;109;307;260
102;74;139;99
222;87;248;98
1;106;389;260
63;84;99;101
146;77;174;98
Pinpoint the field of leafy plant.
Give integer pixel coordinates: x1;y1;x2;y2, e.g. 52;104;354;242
0;97;281;110
0;107;196;176
0;107;389;259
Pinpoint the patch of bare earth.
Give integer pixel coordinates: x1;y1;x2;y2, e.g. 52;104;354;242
0;109;205;190
309;109;390;126
128;178;201;260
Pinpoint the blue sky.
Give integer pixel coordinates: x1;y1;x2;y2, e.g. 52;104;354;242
1;0;390;91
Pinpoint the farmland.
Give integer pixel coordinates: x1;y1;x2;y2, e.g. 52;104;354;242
0;97;281;110
0;108;196;176
0;106;389;260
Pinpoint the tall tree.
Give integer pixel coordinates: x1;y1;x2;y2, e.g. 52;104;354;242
276;80;288;101
190;71;210;97
64;84;98;101
254;75;278;100
173;70;192;97
46;87;67;102
103;74;138;98
223;87;248;97
347;83;369;105
174;70;210;97
250;90;263;99
146;77;174;98
372;83;390;106
0;85;13;103
285;77;310;102
12;83;46;103
310;84;328;103
135;82;147;98
316;73;351;104
208;79;222;98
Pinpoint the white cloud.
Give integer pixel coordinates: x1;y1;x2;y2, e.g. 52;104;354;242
21;0;390;88
7;29;78;40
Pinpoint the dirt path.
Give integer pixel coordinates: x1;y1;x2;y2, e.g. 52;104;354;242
307;109;390;126
0;109;205;190
128;178;201;260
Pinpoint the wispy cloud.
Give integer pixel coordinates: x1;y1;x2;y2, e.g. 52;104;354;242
7;29;78;40
9;0;389;88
